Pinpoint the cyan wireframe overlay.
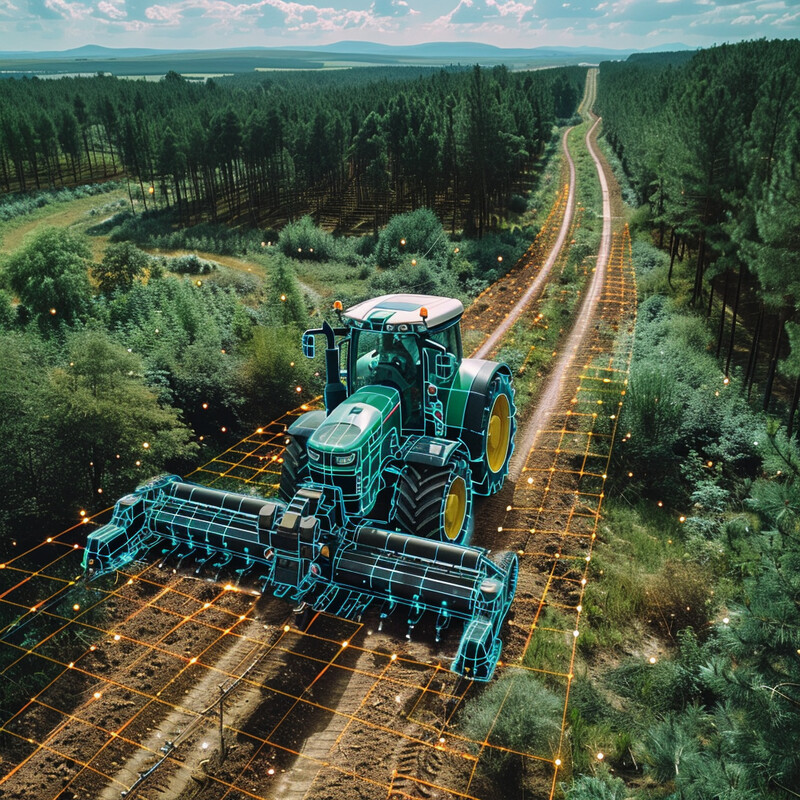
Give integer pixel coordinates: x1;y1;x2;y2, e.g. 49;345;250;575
84;294;521;680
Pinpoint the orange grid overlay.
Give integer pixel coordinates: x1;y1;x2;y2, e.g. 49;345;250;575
0;224;635;800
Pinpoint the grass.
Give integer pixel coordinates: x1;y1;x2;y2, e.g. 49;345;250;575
0;186;129;260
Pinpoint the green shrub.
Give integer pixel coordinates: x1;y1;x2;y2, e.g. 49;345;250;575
460;669;563;782
278;216;337;260
373;208;450;271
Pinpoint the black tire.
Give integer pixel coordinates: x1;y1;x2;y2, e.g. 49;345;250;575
394;459;473;544
279;436;308;504
471;371;517;496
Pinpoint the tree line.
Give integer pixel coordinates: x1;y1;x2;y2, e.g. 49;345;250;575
596;39;800;426
0;65;583;235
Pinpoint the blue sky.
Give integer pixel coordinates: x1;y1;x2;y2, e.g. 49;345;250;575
1;0;798;53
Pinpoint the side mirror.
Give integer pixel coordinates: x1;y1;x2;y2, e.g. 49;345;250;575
302;332;316;359
435;351;458;381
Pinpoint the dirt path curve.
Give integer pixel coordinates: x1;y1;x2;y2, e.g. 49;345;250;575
509;77;611;483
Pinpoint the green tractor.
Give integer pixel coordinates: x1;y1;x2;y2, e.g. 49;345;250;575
281;294;516;544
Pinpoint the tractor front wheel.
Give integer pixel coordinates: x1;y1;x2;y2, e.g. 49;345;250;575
395;459;473;544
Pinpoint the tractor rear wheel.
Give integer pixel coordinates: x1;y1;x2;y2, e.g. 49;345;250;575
395;459;473;544
279;437;309;503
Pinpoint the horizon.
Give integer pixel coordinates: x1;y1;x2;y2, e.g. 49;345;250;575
1;1;798;55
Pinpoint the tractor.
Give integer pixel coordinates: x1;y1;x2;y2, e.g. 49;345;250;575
283;293;517;544
82;294;519;680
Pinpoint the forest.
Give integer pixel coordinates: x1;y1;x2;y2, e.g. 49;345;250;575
0;65;583;234
559;39;800;800
0;63;583;539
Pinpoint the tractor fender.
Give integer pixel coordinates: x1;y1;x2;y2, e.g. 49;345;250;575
401;436;471;470
286;409;327;444
444;358;513;462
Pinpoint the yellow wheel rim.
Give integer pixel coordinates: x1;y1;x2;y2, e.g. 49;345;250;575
444;476;467;541
487;393;511;473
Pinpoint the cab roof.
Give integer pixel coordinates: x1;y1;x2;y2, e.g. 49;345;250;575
343;294;463;330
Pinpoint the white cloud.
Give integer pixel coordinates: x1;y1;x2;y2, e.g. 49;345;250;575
97;0;126;17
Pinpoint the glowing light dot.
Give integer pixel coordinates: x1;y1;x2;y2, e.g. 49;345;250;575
679;516;686;523
411;259;417;266
527;477;533;484
555;759;562;766
658;501;663;507
284;625;290;632
723;617;730;625
50;308;57;315
649;657;656;664
142;442;150;449
506;505;512;512
439;737;446;744
239;615;246;621
135;460;141;466
596;752;604;761
113;634;121;641
497;256;503;262
400;238;406;246
93;692;102;699
268;768;275;776
79;510;86;517
196;280;202;287
73;604;80;611
224;584;234;591
202;742;209;749
573;630;579;638
576;605;582;612
46;537;52;543
190;656;197;664
68;662;74;668
281;294;286;302
296;386;302;393
341;640;349;648
390;654;397;661
723;377;729;385
203;602;211;609
202;403;208;409
581;578;587;585
221;426;227;433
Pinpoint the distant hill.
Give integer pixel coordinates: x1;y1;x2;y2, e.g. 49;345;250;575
0;41;697;77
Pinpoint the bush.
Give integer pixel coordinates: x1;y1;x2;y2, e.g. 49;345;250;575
168;254;218;275
278;216;337;260
460;670;563;782
509;194;528;214
373;208;450;271
367;255;459;299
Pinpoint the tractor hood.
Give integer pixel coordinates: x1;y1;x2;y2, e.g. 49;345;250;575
308;385;401;454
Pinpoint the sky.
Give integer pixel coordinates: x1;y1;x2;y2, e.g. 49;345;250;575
0;0;798;53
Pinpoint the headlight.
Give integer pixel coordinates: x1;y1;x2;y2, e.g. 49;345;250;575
307;449;321;462
334;453;357;466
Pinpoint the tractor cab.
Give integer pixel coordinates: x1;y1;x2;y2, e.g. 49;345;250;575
342;294;464;432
